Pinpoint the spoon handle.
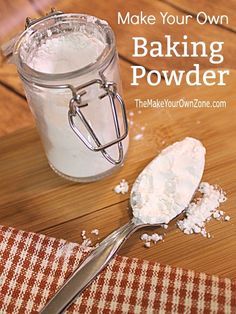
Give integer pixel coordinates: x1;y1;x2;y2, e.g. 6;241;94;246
40;220;137;314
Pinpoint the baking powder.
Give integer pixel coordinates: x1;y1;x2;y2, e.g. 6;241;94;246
114;179;129;194
131;137;205;224
22;29;128;179
27;32;105;73
177;182;228;237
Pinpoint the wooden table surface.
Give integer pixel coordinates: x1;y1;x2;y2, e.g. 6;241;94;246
0;0;236;279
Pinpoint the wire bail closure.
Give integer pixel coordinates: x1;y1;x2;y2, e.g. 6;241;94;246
9;9;128;166
25;9;128;166
68;75;128;165
25;8;64;29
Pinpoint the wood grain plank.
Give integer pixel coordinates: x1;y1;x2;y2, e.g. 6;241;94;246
0;125;160;231
0;71;235;278
28;0;57;15
34;0;236;71
0;0;39;43
0;0;58;43
42;200;236;278
164;0;236;32
0;85;33;136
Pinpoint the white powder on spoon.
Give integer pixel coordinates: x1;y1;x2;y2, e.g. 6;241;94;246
131;137;206;224
140;182;228;247
133;138;229;246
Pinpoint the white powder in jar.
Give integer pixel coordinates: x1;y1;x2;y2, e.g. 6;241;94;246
22;29;129;180
131;137;206;224
27;32;105;74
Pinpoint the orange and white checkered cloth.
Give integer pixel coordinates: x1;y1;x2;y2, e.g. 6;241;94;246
0;225;235;314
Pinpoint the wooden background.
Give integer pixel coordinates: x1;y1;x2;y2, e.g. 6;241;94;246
0;0;236;279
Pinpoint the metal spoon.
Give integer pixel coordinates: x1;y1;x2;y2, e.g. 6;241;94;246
40;138;205;314
39;217;162;314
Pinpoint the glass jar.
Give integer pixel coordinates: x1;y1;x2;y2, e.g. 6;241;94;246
11;11;129;182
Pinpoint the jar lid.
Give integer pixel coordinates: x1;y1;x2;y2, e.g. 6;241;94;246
3;10;116;84
1;9;128;166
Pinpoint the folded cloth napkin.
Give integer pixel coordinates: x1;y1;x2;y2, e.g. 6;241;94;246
0;225;235;314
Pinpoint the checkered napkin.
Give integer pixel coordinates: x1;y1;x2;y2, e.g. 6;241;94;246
0;225;235;314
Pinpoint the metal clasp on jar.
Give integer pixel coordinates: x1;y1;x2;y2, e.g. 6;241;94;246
67;76;128;165
13;9;128;166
